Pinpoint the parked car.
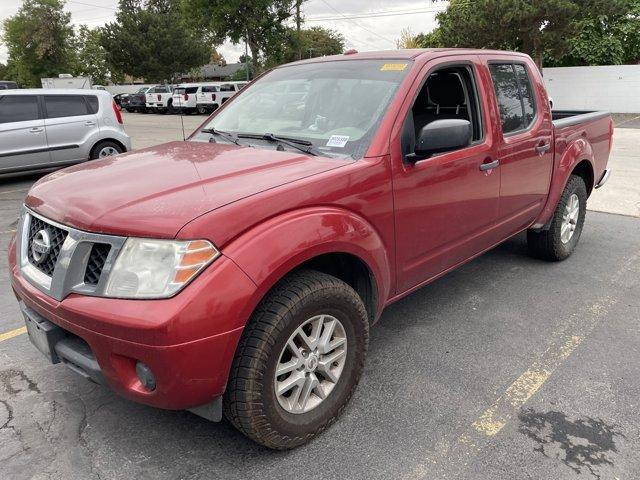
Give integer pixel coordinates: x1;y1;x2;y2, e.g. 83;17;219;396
126;86;151;113
10;49;612;449
0;80;18;90
112;93;130;110
218;81;247;105
195;84;221;114
171;84;201;113
0;89;131;176
145;84;175;114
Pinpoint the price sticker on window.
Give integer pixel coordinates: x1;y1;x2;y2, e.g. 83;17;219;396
326;135;350;148
380;63;408;72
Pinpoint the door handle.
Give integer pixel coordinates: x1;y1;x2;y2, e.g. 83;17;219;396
480;159;500;171
536;142;551;154
29;127;44;133
84;121;96;126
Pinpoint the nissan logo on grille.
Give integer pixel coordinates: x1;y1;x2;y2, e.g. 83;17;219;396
31;229;52;264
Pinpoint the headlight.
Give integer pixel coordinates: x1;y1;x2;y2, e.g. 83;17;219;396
104;238;220;299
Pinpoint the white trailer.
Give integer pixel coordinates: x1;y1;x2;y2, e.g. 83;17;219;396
41;74;93;89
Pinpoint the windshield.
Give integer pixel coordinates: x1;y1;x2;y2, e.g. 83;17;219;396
200;59;412;159
136;87;147;93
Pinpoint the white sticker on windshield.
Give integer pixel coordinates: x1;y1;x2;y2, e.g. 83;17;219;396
326;135;350;148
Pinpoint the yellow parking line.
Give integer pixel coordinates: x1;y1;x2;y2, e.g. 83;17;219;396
0;326;27;342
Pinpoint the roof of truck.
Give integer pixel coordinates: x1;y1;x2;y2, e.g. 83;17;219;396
285;48;530;67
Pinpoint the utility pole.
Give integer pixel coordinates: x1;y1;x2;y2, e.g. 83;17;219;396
296;0;302;60
245;29;250;81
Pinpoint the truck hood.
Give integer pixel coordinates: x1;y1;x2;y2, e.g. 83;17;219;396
26;141;346;238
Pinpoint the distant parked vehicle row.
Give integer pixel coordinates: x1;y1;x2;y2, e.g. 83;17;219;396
116;81;247;115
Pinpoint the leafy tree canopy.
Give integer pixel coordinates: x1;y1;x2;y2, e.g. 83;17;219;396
265;26;345;67
74;26;123;85
184;0;302;71
101;0;210;82
419;0;639;68
1;0;76;87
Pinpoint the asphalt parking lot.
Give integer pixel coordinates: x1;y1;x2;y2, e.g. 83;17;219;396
0;116;638;480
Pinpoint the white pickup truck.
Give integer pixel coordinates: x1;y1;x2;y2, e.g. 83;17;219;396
145;85;175;114
218;82;247;105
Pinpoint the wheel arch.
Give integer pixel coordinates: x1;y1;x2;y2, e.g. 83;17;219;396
220;207;392;325
90;138;127;158
533;137;595;228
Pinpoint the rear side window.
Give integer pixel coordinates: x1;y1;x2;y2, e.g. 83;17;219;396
220;84;234;92
514;64;536;126
44;95;90;118
202;86;219;93
489;63;537;134
85;95;99;114
0;95;39;123
185;87;198;94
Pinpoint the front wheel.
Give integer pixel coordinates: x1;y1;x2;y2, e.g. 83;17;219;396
527;174;587;261
223;270;369;449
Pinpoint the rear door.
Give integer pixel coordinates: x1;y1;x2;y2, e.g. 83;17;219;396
43;94;99;164
485;59;553;232
0;94;49;172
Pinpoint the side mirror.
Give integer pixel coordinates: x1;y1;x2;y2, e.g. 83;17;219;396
405;119;472;163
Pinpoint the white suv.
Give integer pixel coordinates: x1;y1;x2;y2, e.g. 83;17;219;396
0;89;132;176
195;84;221;114
171;84;201;114
145;84;175;114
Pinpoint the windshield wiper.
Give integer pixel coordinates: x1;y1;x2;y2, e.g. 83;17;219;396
201;128;241;146
238;132;322;157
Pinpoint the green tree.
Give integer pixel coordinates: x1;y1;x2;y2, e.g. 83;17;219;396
1;0;76;87
185;0;302;72
101;0;209;82
549;0;640;65
265;26;344;66
74;26;122;84
418;0;638;68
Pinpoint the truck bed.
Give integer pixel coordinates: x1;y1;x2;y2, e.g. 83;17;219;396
552;110;610;128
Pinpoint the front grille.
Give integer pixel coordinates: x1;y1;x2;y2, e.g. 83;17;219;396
27;216;68;276
84;243;111;286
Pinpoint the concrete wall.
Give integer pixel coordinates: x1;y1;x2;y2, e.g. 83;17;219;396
543;65;640;113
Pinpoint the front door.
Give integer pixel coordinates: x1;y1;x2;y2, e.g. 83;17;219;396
393;60;502;293
0;94;50;173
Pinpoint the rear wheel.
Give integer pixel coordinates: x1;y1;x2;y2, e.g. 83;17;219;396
527;174;587;261
90;140;123;160
223;270;369;449
166;100;175;114
197;105;208;115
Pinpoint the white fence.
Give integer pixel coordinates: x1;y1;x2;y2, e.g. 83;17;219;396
543;65;640;113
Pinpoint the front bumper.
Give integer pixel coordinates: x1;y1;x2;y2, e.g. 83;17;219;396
9;237;257;411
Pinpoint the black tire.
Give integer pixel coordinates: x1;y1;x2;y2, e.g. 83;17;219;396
223;270;369;450
90;140;123;160
166;100;175;115
527;174;587;261
125;107;135;113
197;105;208;115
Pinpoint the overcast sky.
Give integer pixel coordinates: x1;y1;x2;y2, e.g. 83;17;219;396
0;0;445;65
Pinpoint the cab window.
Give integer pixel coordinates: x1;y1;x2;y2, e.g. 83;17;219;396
402;64;484;157
489;63;537;134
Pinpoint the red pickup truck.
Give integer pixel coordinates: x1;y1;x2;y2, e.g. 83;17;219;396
9;49;612;449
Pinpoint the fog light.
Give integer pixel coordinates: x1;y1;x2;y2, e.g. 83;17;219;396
136;361;156;391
